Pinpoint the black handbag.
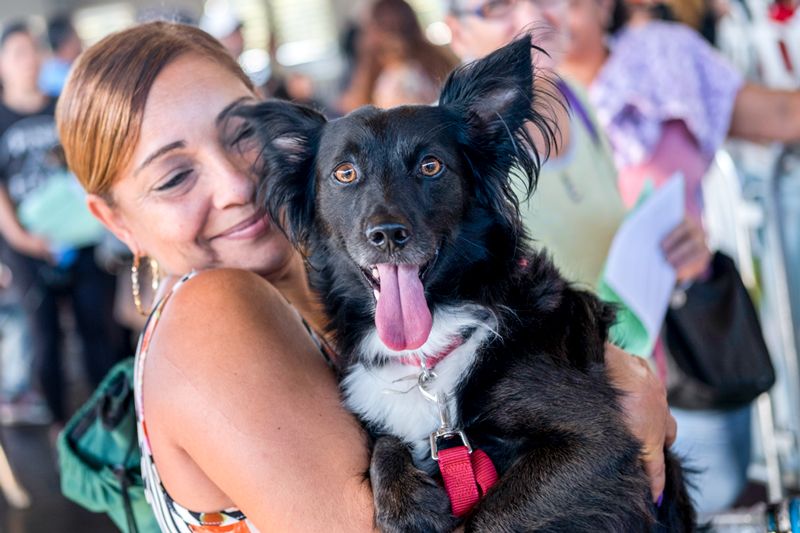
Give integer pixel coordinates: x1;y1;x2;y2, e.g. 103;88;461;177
665;252;775;410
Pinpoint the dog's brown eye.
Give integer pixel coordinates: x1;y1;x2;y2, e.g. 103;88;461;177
333;163;358;184
420;156;443;177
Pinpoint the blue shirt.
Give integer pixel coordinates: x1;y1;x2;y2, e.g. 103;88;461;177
38;58;71;97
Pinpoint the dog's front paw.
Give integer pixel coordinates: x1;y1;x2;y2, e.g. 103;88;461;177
370;435;457;533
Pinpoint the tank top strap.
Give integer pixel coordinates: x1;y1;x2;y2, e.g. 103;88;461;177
134;270;198;421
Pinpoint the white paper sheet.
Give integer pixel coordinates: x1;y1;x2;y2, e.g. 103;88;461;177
604;174;685;340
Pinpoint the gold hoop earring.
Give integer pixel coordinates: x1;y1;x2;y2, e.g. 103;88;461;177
149;257;161;293
131;256;161;316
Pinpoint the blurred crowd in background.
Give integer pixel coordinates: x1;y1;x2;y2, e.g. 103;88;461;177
1;0;800;530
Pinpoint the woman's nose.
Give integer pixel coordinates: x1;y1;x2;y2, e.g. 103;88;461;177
210;153;256;209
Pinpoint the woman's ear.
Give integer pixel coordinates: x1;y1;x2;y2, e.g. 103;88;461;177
86;194;141;256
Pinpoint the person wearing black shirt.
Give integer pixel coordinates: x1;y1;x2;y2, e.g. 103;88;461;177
0;21;123;431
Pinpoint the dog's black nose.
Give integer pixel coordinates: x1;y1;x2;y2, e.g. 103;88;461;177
366;223;410;253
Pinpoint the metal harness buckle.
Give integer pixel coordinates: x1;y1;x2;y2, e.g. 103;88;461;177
430;427;472;461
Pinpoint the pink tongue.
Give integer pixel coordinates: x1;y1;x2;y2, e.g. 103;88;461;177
375;264;433;351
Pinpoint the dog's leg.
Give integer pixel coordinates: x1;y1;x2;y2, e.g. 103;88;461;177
370;435;457;533
465;443;654;533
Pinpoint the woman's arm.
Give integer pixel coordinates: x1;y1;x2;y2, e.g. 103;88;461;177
729;83;800;143
144;269;376;532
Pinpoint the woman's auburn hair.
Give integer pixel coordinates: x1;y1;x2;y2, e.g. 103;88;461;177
56;21;254;198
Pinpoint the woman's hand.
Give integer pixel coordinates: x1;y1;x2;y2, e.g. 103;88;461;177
605;343;677;502
661;216;711;284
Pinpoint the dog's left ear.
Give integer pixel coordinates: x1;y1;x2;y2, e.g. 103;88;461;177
439;35;557;221
231;100;327;245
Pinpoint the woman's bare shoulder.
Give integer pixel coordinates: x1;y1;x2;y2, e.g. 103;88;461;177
142;265;341;450
169;268;278;315
146;269;310;400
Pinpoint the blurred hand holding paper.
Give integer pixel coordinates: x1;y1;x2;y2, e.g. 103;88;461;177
604;173;685;342
17;172;105;249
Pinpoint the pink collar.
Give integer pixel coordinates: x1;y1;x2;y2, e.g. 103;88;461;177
398;337;464;370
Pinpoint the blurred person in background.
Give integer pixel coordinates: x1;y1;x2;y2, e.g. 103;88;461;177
446;0;630;292
38;13;82;98
338;0;458;111
199;4;245;60
270;70;325;109
0;256;48;425
662;0;721;42
555;0;800;513
0;21;124;439
445;1;709;335
562;0;800;219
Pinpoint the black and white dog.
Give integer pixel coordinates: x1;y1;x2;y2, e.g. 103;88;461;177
233;36;694;532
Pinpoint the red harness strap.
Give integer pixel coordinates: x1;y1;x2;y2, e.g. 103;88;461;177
438;446;498;517
396;336;499;516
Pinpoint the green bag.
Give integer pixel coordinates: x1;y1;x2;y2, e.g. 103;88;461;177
57;358;159;533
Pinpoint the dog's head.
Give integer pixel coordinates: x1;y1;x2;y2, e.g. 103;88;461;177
234;36;556;352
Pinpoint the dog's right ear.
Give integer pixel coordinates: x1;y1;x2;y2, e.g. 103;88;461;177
230;100;326;245
438;35;557;226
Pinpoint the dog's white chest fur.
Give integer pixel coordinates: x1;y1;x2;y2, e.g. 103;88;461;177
342;305;496;463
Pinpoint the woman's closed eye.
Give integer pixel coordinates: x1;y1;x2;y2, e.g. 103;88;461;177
227;126;261;161
154;169;194;193
228;125;254;147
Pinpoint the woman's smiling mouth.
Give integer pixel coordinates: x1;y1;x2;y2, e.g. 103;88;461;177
213;213;270;240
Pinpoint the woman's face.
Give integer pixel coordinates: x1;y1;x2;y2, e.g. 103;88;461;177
562;0;612;62
447;0;570;66
91;54;297;279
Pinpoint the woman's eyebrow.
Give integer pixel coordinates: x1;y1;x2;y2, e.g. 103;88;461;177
216;96;255;126
135;140;186;176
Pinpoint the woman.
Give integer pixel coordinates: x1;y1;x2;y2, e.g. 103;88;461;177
558;0;800;513
561;0;800;220
445;0;710;363
57;22;674;530
338;0;458;112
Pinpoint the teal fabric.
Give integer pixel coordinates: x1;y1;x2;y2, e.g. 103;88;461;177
17;172;105;248
58;358;159;533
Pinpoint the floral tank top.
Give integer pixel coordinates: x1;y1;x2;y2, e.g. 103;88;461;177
133;271;334;532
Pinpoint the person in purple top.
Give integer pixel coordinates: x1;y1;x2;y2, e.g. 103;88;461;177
558;0;800;514
562;0;800;221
